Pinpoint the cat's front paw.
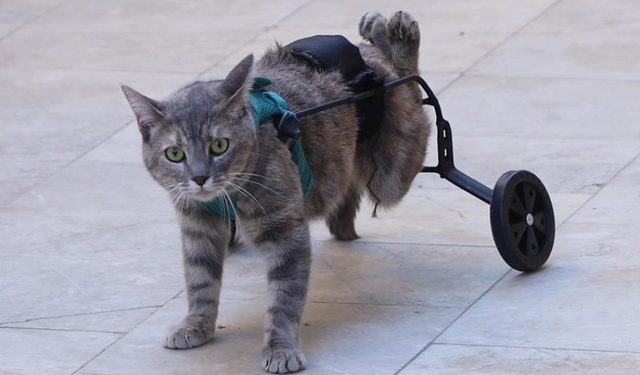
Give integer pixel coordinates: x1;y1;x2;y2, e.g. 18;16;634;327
387;11;420;42
261;347;307;373
164;325;210;349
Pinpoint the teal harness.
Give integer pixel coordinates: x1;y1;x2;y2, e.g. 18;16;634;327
195;78;314;219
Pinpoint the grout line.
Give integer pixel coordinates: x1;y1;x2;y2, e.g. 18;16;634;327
70;289;184;375
193;0;317;81
8;120;135;206
435;0;564;96
71;329;136;374
275;0;316;24
0;0;72;43
393;269;512;375
559;150;640;227
432;342;640;355
0;326;125;335
0;305;162;326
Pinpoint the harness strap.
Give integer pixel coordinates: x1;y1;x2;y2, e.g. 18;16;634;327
196;78;314;219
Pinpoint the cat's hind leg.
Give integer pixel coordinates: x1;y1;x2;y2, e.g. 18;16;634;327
326;186;361;241
356;11;430;210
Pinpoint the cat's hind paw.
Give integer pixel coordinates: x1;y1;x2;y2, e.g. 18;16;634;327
387;11;420;42
261;347;307;373
358;11;387;42
164;325;209;349
328;220;360;241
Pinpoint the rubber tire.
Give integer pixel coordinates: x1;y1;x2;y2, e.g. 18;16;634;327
490;170;555;272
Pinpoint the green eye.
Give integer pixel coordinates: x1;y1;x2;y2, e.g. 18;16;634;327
210;138;229;155
165;147;185;162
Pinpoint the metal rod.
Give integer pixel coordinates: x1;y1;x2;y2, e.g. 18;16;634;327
294;75;446;123
444;169;493;204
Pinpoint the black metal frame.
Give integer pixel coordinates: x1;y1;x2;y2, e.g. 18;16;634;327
295;75;493;204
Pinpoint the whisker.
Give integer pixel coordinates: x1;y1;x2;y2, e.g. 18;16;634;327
225;181;269;218
229;177;286;198
227;172;268;179
218;187;239;226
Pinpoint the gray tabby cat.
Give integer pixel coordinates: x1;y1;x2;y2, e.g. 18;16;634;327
122;10;429;374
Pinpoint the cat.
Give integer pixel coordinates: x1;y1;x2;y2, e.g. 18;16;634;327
121;10;430;374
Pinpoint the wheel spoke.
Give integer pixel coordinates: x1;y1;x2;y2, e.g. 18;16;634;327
511;221;527;247
509;191;527;216
524;184;538;213
526;226;539;257
533;212;547;233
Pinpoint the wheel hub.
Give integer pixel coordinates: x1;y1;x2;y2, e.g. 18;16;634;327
525;213;534;226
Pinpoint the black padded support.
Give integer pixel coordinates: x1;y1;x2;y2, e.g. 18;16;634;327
285;35;386;143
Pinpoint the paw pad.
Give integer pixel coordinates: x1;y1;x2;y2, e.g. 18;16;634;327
387;11;420;42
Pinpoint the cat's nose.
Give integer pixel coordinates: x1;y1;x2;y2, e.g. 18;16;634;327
191;175;210;186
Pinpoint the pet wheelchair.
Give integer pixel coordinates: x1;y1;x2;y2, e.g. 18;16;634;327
290;75;555;272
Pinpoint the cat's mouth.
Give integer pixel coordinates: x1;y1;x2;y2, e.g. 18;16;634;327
187;185;229;202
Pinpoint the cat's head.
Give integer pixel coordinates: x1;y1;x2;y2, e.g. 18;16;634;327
121;55;257;203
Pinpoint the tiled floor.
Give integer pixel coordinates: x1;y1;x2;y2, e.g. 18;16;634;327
1;1;639;374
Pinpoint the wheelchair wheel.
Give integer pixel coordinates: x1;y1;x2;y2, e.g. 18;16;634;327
490;170;555;272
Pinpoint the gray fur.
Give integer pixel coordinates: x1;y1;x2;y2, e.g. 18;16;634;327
122;10;430;374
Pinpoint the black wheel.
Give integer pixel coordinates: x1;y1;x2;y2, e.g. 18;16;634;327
490;170;555;272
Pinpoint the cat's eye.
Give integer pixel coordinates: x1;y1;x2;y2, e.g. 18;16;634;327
210;138;229;155
165;147;185;162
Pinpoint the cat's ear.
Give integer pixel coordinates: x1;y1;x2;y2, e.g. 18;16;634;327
221;54;254;102
121;85;164;139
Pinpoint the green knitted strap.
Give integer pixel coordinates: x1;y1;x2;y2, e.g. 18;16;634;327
196;78;314;218
289;138;314;198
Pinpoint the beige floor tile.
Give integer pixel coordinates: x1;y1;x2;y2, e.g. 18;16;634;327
0;208;182;323
83;123;144;164
0;67;192;116
0;0;65;14
1;307;157;333
422;135;639;194
309;241;509;307
569;156;640;225
0;0;306;72
219;240;509;308
0;327;120;375
79;298;461;375
470;0;640;79
0;111;123;207
435;222;640;353
400;344;640;375
437;75;640;140
9;160;170;212
0;8;35;38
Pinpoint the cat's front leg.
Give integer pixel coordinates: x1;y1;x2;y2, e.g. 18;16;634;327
258;223;311;373
165;212;229;349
